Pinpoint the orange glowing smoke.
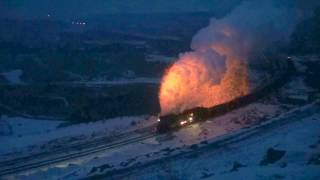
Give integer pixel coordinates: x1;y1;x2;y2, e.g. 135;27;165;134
159;58;249;115
159;26;250;115
159;0;304;115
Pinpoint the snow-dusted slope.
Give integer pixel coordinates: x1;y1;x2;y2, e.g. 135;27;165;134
0;115;150;156
108;104;320;180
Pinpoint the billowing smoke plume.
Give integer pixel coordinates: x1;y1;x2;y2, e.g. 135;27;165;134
192;0;301;58
160;0;306;115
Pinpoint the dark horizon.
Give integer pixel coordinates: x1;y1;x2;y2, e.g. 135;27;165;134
0;0;244;20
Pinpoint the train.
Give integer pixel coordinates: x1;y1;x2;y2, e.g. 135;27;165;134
156;57;295;133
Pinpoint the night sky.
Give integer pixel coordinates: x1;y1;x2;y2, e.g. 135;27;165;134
0;0;243;19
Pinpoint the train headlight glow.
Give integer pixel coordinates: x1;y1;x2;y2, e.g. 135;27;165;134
180;120;188;126
157;118;161;122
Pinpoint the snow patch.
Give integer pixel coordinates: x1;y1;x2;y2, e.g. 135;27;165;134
73;77;160;86
0;115;150;156
145;54;175;63
1;70;23;84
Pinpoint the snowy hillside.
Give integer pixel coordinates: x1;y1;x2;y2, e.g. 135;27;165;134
106;103;320;180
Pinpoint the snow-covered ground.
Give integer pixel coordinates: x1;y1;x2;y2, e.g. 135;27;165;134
0;116;61;137
109;103;320;180
1;70;23;84
70;77;160;86
145;54;175;63
1;99;289;179
8;101;319;180
84;39;146;46
0;115;152;157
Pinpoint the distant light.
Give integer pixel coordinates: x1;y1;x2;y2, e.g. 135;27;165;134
157;118;160;122
72;21;86;26
180;120;188;126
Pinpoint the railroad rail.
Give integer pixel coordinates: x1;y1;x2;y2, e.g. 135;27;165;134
0;125;157;177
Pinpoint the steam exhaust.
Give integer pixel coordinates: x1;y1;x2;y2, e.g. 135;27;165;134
159;0;307;116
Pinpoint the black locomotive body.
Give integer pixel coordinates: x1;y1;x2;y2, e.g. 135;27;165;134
157;58;294;133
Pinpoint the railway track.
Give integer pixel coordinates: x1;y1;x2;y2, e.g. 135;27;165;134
0;125;157;177
98;101;320;179
0;125;156;165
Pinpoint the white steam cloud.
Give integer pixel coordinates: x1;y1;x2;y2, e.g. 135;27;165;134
160;0;315;115
191;0;302;80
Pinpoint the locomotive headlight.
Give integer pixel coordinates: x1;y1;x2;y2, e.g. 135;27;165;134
180;120;187;126
157;118;161;122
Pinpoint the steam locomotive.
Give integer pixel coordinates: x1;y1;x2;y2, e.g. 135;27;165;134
157;58;294;133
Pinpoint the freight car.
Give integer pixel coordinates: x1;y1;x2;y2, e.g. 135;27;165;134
157;58;295;133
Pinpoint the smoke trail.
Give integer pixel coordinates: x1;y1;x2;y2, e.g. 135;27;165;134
159;0;311;115
192;0;302;57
